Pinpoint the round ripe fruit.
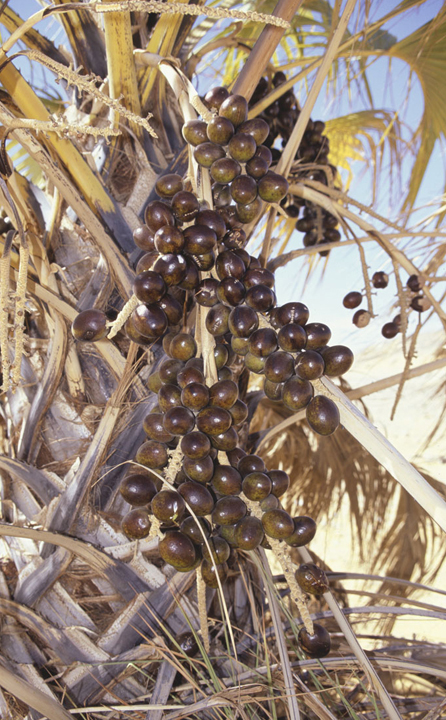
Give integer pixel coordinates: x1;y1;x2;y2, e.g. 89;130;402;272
210;157;241;184
184;225;218;255
258;172;289;203
201;559;228;588
182;119;208;146
242;471;272;501
228;306;259;338
231;336;250;355
261;508;294;539
246;156;269;179
159;531;196;570
282;376;313;412
245;284;275;313
227;447;246;468
122;509;151;539
230;399;248;427
206;304;231;336
202;537;231;564
343;291;362;309
179;481;214;516
411;295;431;312
72;309;107;342
260;494;280;512
214;344;229;369
132;304;168;338
153;253;187;287
238;118;270;145
183;455;214;484
305;322;331;350
213;183;232;207
159;295;183;326
196;278;219;307
268;469;290;498
234;516;264;550
295;563;329;595
372;271;389;289
204;85;229;109
219;523;238;546
277;323;307;353
295;350;325;380
211;426;238;451
119;474;158;506
171;192;199;224
321;345;354;376
217;277;246;306
152;490;186;523
211;464;242;495
144;201;175;234
264;379;284;401
249;328;278;357
243;267;275;289
196;407;232;436
236;198;262;224
352;309;371;328
230;175;258;205
181;382;210;412
155;173;183;198
180;516;211;544
285;516;317;547
135;251;158;275
180;431;211;460
219;94;248;126
195;210;226;240
163;406;195;436
207;116;235;145
223;229;248;251
212;496;247;525
180;258;200;291
177;631;199;657
193;251;215;271
163;330;177;357
228;133;257;163
133;225;155;252
135;440;168;469
147;370;163;393
159;358;184;384
255;144;273;166
264;351;295;383
158;384;182;412
216;250;246;280
298;624;331;658
209;379;238;409
276;302;309;327
382;322;399;339
407;274;424;292
194;141;226;168
244;352;266;374
238;454;265;477
154;226;185;255
169;333;197;362
177;366;204;389
143;413;174;443
306;395;340;436
134;271;167;304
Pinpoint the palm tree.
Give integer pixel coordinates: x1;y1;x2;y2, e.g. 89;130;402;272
0;1;445;718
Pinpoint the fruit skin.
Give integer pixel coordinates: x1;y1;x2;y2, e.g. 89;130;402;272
122;509;151;539
119;474;158;506
306;395;340;436
258;172;289;203
72;309;108;342
298;623;331;658
179;481;214;516
201;536;230;564
183;119;208;146
342;291;362;309
411;295;431;312
234;516;264;550
219;94;248;126
295;563;329;595
242;471;272;501
382;322;399;339
407;274;424;292
372;271;389;289
155;173;183;198
352;309;371;328
321;345;354;376
285;516;317;547
201;559;228;588
159;531;197;570
152;490;186;523
212;495;247;525
261;509;295;539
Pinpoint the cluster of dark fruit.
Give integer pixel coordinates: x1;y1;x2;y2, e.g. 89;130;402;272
183;85;289;226
342;271;430;339
249;71;341;256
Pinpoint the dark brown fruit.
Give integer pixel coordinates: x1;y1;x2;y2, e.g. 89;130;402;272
159;531;196;570
217;277;246;306
228;133;257;163
285;516;317;547
411;295;431;312
268;469;289;498
264;379;284;401
169;333;197;361
147;370;163;393
352;309;371;328
245;284;275;313
244;352;266;374
204;86;230;109
277;323;306;353
194;141;226;168
295;563;329;595
234;516;264;550
210;157;241;184
206;304;231;336
209;379;238;409
249;328;278;357
242;471;272;501
321;345;354;376
264;351;295;383
229;399;248;425
180;516;211;544
243;267;275;289
216;250;246;280
193;251;216;271
238;454;265;477
120;474;158;506
145;200;175;233
372;271;389;289
196;278;219;307
177;366;204;389
275;302;309;327
238;118;270;144
163;406;195;436
156;173;183;198
211;426;238;451
135;440;168;469
133;225;155;252
143;413;175;443
171;191;200;222
122;509;151;539
218;523;238;546
219;94;248;126
153;253;187;286
72;309;108;342
227;447;246;467
261;508;294;539
211;464;242;495
214;343;229;369
183;455;214;484
260;494;280;511
201;559;227;588
306;395;340;436
184;225;218;255
246;156;269;179
207;116;234;145
180;382;209;412
196;407;232;436
180;431;211;460
228;306;259;338
230;175;258;205
134;270;167;304
159;295;183;325
298;624;331;658
179;481;214;516
152;490;186;523
236;198;262;224
407;274;424;292
295;350;325;380
305;322;331;350
154;225;185;255
343;291;362;309
382;322;399;339
177;631;199;657
258;172;289;203
132;304;168;338
182;119;208;146
212;496;247;525
195;210;226;240
135;251;158;275
231;336;250;355
254;144;272;166
202;536;231;564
